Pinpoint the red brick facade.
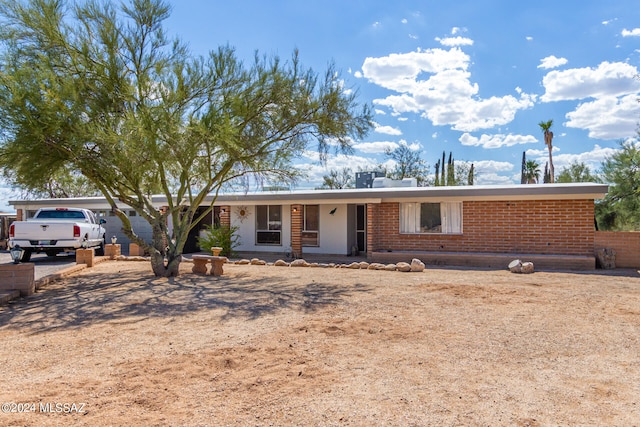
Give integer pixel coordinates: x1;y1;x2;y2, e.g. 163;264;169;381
367;199;595;257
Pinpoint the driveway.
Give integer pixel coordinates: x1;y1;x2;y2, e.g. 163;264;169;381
0;250;77;280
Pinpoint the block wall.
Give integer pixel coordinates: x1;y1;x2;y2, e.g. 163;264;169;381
595;231;640;268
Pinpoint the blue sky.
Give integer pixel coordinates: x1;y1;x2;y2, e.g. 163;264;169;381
2;0;640;210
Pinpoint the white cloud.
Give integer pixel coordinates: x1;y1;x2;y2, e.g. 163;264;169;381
565;94;640;139
526;36;533;41
602;18;617;25
475;172;516;185
401;18;408;24
373;122;402;135
374;108;386;115
524;145;620;177
294;153;381;187
473;160;514;173
352;141;398;154
622;28;640;37
398;139;421;151
435;36;474;47
361;47;536;132
541;61;640;102
537;55;568;69
459;133;538;149
353;70;363;78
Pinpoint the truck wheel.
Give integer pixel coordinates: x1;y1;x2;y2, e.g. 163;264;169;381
22;249;32;262
96;240;105;256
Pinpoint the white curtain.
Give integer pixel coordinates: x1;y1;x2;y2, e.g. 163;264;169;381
441;202;462;233
400;202;419;233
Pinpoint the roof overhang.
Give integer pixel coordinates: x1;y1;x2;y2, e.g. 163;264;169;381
9;183;608;209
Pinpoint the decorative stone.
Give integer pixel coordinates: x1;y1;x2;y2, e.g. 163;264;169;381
358;262;370;269
290;259;309;267
508;259;522;273
410;258;425;272
521;262;535;274
309;263;320;268
347;262;361;269
250;258;266;265
236;259;251;265
596;248;616;269
396;262;411;272
274;259;289;267
384;264;397;271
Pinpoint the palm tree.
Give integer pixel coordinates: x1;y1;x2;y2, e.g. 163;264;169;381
524;160;541;184
538;119;555;183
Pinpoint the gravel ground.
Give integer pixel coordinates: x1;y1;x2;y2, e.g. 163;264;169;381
1;260;639;426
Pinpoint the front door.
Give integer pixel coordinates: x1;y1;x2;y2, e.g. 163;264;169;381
356;204;366;253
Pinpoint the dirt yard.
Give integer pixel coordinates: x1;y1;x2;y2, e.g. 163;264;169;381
1;260;639;426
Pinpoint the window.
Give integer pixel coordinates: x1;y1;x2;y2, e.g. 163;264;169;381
302;205;319;246
400;202;462;234
256;205;281;245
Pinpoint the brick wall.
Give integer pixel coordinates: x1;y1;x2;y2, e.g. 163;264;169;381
368;199;595;257
595;231;640;268
16;209;23;221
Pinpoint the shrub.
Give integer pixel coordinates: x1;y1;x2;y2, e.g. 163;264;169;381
197;225;240;258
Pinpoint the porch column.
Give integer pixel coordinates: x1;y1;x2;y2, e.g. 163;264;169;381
291;204;303;258
16;209;23;221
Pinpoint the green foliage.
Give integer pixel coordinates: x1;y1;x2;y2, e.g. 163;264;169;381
318;167;354;189
0;0;372;276
197;225;240;258
523;160;541;184
596;140;640;230
384;144;430;186
556;162;600;183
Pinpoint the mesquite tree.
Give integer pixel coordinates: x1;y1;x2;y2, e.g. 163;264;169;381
0;0;372;276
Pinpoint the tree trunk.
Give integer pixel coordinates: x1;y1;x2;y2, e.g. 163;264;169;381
150;251;181;277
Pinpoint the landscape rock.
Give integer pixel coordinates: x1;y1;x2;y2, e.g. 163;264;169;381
384;264;397;271
274;259;289;267
396;262;411;272
250;258;266;265
347;262;361;269
508;259;522;273
290;259;309;267
358;262;370;269
596;247;616;269
410;258;425;272
521;262;534;274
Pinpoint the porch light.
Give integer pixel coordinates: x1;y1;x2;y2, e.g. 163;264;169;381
111;236;117;244
221;208;226;214
10;245;24;264
292;207;298;212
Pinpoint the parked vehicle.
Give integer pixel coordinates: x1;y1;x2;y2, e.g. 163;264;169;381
8;207;106;261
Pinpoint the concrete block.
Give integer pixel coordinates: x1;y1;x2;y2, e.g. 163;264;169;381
76;248;95;267
0;263;35;296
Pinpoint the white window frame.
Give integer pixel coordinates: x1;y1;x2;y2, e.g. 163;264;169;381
400;202;462;234
256;205;282;245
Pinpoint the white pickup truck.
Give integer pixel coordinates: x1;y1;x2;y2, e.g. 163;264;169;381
8;207;106;261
